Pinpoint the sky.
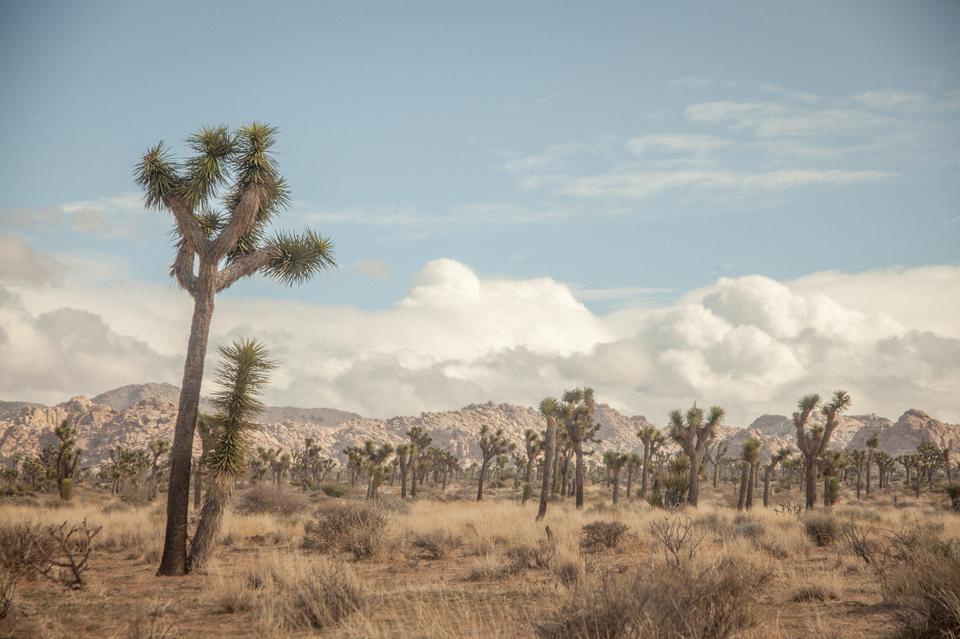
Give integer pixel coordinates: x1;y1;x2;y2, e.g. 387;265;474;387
1;1;959;423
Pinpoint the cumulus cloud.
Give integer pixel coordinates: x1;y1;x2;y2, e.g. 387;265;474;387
2;254;958;424
0;234;63;286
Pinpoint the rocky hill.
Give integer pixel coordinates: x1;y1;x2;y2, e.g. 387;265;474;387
0;384;955;470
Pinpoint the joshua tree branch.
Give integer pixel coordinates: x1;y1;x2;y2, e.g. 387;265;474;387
165;195;209;255
215;246;273;292
170;244;197;294
211;184;262;259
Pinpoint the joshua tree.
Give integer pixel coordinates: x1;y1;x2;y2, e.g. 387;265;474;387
637;425;664;500
793;391;851;510
54;420;82;500
406;427;432;498
708;440;729;487
137;124;336;576
737;438;760;511
147;439;171;500
521;429;542;505
762;447;792;507
822;450;848;508
865;433;879;494
187;338;277;571
603;451;629;505
669;404;725;507
537;398;559;520
362;440;394;500
851;449;866;500
396;444;412;499
477;426;514;501
875;451;894;489
558;388;601;509
624;453;641;499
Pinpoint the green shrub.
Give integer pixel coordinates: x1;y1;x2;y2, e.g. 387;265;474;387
58;479;73;501
320;482;348;498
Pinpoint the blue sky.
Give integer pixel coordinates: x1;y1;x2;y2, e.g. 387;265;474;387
1;2;959;418
3;0;958;310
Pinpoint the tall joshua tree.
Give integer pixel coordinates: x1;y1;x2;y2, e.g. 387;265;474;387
396;444;412;499
187;338;277;571
54;420;82;501
669;403;725;507
136;124;336;576
536;398;559;520
793;390;851;510
561;388;601;509
477;426;514;501
521;429;542;505
637;425;664;500
406;427;432;498
865;433;878;495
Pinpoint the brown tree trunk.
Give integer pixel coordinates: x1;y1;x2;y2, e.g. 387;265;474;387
612;468;621;504
803;457;817;510
866;449;873;494
686;445;700;507
522;457;534;505
186;484;225;572
762;465;772;507
737;462;748;511
640;450;650;499
537;420;556;521
477;458;490;501
158;290;214;576
574;445;585;509
746;463;755;509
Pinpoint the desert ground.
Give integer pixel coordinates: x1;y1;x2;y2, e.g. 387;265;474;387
2;474;958;639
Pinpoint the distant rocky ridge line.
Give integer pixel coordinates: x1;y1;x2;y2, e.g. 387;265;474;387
0;383;957;469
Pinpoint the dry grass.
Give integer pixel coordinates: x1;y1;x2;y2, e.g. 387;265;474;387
2;482;959;638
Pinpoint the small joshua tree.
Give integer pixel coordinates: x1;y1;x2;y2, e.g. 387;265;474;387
406;427;432;498
396;444;412;499
147;439;170;501
762;447;792;507
136;124;336;575
521;429;542;505
669;403;725;507
603;451;629;505
54;420;81;501
737;438;760;511
793;391;851;510
560;388;601;509
362;441;394;500
477;426;514;501
865;433;879;494
186;338;277;571
851;449;866;500
637;425;664;500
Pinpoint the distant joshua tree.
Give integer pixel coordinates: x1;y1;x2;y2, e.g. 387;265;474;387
476;426;514;501
147;439;170;500
54;420;82;501
865;433;879;495
762;447;792;507
559;388;601;509
851;449;866;500
793;391;851;510
362;440;394;499
187;338;277;571
396;444;412;499
136;124;336;575
737;438;760;511
537;397;559;520
637;425;664;500
521;429;542;505
406;427;432;498
669;404;725;507
603;451;629;504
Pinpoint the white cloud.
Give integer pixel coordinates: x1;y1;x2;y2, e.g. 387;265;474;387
2;193;152;237
0;235;63;286
627;134;730;157
2;252;959;424
685;101;897;138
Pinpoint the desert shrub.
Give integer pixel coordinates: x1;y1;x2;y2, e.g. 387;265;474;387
243;554;364;632
302;503;388;560
320;482;348;498
536;557;770;639
236;485;308;518
580;521;628;553
731;515;764;540
465;557;503;581
841;523;877;565
410;530;461;560
0;524;52;618
878;526;960;637
803;512;838;547
945;483;960;513
791;584;839;602
551;557;585;586
502;541;553;574
649;516;704;568
757;537;790;560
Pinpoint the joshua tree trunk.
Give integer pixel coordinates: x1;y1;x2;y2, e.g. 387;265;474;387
477;459;490;501
522;458;534;505
537;419;556;521
762;465;772;507
159;290;214;576
187;483;225;572
713;458;720;487
574;444;585;509
686;445;701;507
625;468;633;499
866;450;873;494
745;463;756;509
550;448;561;496
803;457;818;510
737;462;749;511
640;449;651;499
192;458;202;510
611;467;621;504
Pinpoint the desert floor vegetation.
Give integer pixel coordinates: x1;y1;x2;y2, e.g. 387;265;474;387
2;478;959;638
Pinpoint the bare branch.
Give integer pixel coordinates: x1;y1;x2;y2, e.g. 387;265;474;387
210;184;262;260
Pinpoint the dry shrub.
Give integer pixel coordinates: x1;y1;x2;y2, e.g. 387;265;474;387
410;529;461;560
878;525;960;637
240;554;365;633
236;485;308;518
551;556;585;587
731;514;764;539
320;482;348;498
791;584;839;602
303;502;388;560
803;512;838;546
0;524;52;618
649;516;704;568
840;523;878;565
580;521;628;553
536;556;770;639
501;541;553;574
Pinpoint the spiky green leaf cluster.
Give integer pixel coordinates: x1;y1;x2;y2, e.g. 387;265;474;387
181;126;234;209
265;229;337;286
205;338;278;483
134;143;181;210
